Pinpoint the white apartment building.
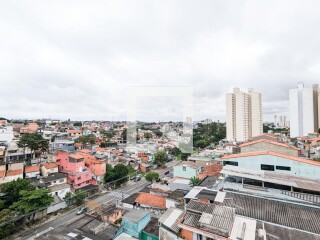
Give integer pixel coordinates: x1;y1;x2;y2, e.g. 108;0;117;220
274;115;290;128
0;126;14;143
289;82;319;138
226;88;263;142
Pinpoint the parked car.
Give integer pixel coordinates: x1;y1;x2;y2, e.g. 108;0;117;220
76;206;87;215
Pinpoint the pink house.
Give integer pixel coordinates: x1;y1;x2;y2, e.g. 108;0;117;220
84;155;106;182
54;151;96;190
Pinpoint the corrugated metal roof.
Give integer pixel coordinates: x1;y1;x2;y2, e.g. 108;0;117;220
159;208;183;233
184;186;206;199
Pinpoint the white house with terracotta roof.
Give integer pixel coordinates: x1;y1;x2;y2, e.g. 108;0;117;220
25;165;40;178
2;169;23;183
41;163;58;176
67;129;83;139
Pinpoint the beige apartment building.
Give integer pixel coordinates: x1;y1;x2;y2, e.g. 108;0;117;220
226;88;263;142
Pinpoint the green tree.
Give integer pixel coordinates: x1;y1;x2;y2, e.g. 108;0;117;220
145;171;160;183
1;179;35;207
154;150;169;166
121;129;127;143
0;209;16;238
10;189;53;215
154;130;163;137
104;164;129;185
75;134;96;145
189;176;202;187
169;147;190;161
104;164;116;182
74;122;82;127
113;164;129;180
74;190;87;205
17;133;49;159
100;130;116;139
144;132;152;140
64;192;74;206
193;122;226;149
0;200;4;211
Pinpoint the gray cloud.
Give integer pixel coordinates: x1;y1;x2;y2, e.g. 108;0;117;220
1;0;320;122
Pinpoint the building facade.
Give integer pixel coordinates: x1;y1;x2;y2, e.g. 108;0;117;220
226;88;263;142
289;82;319;138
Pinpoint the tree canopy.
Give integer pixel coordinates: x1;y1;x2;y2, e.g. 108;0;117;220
193;122;226;149
104;164;129;184
75;134;96;145
169;147;190;161
145;171;160;182
17;133;49;157
153;150;169;166
144;132;152;140
10;189;53;214
189;176;202;187
100;130;116;139
1;179;35;208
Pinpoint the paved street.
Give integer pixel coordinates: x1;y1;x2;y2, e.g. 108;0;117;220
16;167;172;240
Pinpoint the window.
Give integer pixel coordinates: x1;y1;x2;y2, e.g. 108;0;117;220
224;161;238;166
261;164;274;171
59;179;64;183
276;166;291;171
183;166;186;171
77;176;81;180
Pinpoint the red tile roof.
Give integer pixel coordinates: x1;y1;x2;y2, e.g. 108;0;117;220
0;170;5;178
6;169;23;176
43;163;58;169
25;165;40;173
69;154;84;159
197;164;222;179
85;155;103;165
95;147;108;152
79;149;91;153
67;130;82;134
222;151;320;166
240;139;299;150
135;192;166;209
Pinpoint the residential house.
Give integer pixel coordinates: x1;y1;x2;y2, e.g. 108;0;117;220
41;172;71;199
165;189;185;209
50;140;75;153
25;165;40;178
62;154;96;190
173;161;201;179
67;129;83;139
140;217;159;240
84;155;106;182
115;210;151;239
135;192;166;212
2;169;23;183
20;122;38;134
168;177;192;192
41;163;58;176
0;126;14;143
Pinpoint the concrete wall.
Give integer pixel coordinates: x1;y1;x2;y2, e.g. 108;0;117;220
241;142;298;156
173;166;200;179
224;154;320;179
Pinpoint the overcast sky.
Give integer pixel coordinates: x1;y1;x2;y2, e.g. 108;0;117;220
1;1;320;122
